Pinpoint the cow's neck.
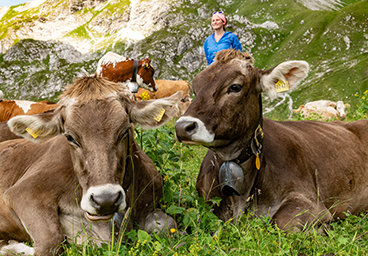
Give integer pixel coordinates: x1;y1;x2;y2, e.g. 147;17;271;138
234;94;264;167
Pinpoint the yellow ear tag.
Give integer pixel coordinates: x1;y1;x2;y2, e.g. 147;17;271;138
275;80;290;93
153;108;166;122
255;153;260;170
26;127;41;138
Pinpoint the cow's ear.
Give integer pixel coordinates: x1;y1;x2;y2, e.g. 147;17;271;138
128;91;183;129
7;107;64;143
142;58;152;69
259;61;309;100
328;102;337;108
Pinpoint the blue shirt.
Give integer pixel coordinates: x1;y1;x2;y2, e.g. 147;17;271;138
204;31;242;65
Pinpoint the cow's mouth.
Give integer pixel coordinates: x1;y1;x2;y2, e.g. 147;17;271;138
85;212;114;222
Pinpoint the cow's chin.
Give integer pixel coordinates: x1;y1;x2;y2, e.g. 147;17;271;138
180;140;201;146
85;212;115;222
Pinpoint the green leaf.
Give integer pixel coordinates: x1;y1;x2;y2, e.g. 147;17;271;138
138;230;151;243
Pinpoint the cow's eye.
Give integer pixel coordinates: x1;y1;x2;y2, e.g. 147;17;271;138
65;134;80;147
228;84;242;93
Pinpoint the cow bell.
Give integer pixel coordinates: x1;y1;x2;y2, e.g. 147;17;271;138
127;82;139;93
218;161;244;196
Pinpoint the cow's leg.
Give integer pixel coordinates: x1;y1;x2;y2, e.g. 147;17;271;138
123;139;175;234
3;182;65;255
272;194;332;232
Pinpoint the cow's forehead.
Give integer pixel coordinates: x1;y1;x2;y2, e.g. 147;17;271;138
63;97;130;134
193;59;252;93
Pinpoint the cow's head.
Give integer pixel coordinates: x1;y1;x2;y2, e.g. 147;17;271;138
175;49;309;161
137;58;158;92
336;101;347;120
8;76;181;222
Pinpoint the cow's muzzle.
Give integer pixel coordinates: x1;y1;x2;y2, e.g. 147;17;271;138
219;161;244;196
81;184;126;222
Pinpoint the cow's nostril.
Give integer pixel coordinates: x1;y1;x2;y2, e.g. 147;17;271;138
91;191;121;210
185;122;197;134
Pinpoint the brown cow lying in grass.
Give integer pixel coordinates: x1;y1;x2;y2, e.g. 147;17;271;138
175;49;368;232
0;76;181;255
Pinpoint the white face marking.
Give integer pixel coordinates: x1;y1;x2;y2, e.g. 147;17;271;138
96;52;128;75
15;100;35;113
176;116;215;143
336;101;346;116
81;184;126;215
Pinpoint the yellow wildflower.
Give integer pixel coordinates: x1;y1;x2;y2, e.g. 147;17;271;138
139;91;150;101
362;96;366;100
170;228;176;233
164;175;169;182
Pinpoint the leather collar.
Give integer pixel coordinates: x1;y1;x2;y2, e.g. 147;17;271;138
234;95;264;165
131;60;139;83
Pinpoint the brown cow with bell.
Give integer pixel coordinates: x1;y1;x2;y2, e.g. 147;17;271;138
175;49;368;231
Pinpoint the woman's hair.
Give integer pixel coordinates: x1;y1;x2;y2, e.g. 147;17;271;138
212;11;227;31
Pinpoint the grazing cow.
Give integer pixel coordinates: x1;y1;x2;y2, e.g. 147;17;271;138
175;49;368;231
96;52;158;92
296;105;340;121
294;100;349;120
0;76;181;255
133;80;192;101
0;99;58;122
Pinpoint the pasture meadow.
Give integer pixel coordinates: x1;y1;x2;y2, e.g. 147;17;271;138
62;99;368;256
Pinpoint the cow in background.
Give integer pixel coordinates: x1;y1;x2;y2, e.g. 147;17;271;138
294;100;349;120
0;98;58;122
175;49;368;232
134;80;192;101
295;105;340;121
0;76;180;256
96;52;157;92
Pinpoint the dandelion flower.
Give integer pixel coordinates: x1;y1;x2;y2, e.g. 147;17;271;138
170;228;176;233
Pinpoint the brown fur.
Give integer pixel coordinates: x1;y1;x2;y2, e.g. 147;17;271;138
0;76;179;255
96;52;157;92
175;49;368;231
215;49;255;64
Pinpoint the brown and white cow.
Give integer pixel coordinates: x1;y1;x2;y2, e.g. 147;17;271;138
0;99;58;122
175;49;368;231
133;79;192;100
96;52;158;92
0;76;181;255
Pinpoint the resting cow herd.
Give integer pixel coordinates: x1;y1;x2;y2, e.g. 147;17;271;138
1;49;367;255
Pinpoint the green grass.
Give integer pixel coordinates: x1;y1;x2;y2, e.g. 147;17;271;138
60;100;368;255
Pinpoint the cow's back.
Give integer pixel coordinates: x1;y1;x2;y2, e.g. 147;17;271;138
261;119;368;217
135;80;191;100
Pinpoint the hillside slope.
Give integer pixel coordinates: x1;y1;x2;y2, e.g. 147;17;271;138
0;0;367;119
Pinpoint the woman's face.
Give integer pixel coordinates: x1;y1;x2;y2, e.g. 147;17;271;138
211;16;224;30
